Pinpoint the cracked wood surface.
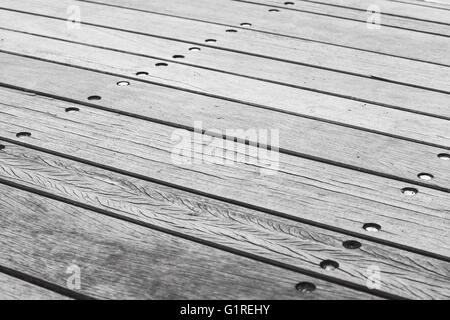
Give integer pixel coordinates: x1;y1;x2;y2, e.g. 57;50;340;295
0;142;448;299
0;0;448;300
0;87;449;260
0;182;379;300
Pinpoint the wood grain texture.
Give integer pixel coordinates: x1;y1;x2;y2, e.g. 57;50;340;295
398;0;450;8
1;0;449;93
0;183;379;300
0;273;70;300
70;0;450;65
1;12;449;120
230;0;450;35
0;142;449;299
0;0;448;300
277;0;450;23
0;87;449;259
0;54;449;187
2;30;450;148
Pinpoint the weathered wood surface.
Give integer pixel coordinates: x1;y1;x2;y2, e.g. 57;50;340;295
410;0;450;7
1;0;450;94
1;12;449;120
0;141;449;299
2;31;450;148
1;54;449;188
228;0;450;35
0;273;70;300
265;0;450;23
0;0;448;300
70;0;450;65
0;182;379;300
0;87;449;259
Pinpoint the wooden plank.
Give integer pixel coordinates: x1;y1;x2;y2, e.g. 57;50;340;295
0;183;379;300
0;53;449;186
0;87;449;259
1;13;449;120
274;0;450;24
2;31;450;147
230;0;450;35
0;273;70;300
69;0;450;65
1;0;450;94
0;141;449;299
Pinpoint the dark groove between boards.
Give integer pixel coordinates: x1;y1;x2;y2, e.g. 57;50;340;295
1;7;449;94
234;0;450;26
230;0;450;37
2;5;449;71
0;171;402;300
2;28;450;124
0;265;94;300
0;136;449;264
1;50;450;154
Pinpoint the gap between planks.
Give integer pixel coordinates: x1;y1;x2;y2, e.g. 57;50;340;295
230;0;450;36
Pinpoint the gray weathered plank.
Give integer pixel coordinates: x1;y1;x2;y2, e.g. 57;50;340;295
0;273;70;300
1;12;449;119
0;141;449;299
0;0;449;94
0;87;449;258
2;30;450;146
0;182;379;300
69;0;450;64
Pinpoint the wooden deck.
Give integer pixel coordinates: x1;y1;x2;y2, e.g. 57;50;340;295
0;0;449;300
